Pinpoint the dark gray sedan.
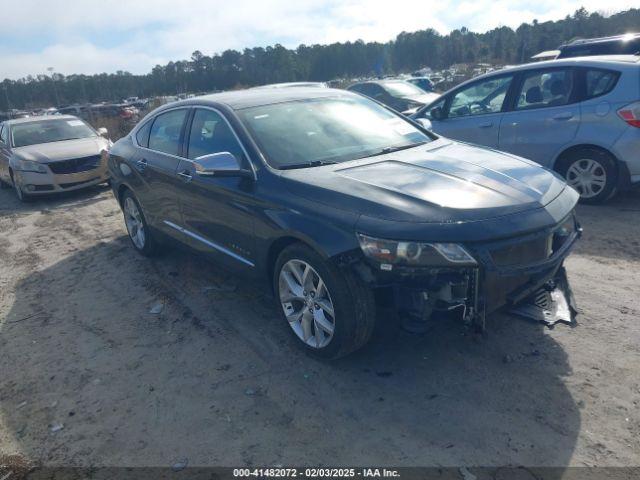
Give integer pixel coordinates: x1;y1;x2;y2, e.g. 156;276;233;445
108;88;580;358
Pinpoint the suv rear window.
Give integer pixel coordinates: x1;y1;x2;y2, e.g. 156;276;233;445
585;69;620;99
558;38;640;58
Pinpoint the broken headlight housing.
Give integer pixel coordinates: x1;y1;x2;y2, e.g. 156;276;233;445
13;158;47;174
357;233;477;268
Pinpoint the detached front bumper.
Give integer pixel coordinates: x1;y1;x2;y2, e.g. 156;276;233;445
347;214;581;331
14;158;109;195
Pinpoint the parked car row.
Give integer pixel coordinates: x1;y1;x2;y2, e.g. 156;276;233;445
4;49;637;358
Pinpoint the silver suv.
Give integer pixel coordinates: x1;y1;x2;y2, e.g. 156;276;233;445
413;55;640;203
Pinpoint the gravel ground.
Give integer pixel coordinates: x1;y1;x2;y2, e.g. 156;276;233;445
0;185;638;469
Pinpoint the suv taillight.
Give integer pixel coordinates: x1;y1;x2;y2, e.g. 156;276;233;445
617;101;640;128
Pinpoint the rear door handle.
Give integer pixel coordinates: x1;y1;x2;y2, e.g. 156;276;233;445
177;170;192;182
552;112;574;121
478;122;493;128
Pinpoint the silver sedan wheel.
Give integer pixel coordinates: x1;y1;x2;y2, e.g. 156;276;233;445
12;176;24;201
566;159;607;199
123;197;146;249
278;259;335;349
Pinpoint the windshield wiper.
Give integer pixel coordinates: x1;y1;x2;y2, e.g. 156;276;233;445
280;160;339;170
363;142;428;159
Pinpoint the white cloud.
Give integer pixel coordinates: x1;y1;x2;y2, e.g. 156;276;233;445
1;0;637;79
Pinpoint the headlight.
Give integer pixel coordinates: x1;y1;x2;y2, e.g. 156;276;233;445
14;159;47;174
357;233;477;268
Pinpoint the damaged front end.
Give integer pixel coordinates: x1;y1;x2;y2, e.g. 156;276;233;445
346;212;581;332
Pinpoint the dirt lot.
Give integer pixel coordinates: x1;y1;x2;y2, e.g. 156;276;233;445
0;185;638;469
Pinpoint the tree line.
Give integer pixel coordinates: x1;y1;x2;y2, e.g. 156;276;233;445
2;7;639;110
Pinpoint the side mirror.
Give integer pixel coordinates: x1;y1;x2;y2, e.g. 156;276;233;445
193;151;252;178
416;118;433;130
430;106;444;121
97;127;109;137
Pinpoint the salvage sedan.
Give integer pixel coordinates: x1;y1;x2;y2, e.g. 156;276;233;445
0;115;111;201
108;88;581;358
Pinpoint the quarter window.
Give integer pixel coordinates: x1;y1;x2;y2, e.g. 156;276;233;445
135;119;152;148
0;125;9;145
516;69;574;110
448;76;513;118
585;69;619;99
187;109;244;161
148;109;188;156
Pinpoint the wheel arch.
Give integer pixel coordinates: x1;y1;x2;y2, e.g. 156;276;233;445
116;183;132;207
265;234;332;295
552;143;619;173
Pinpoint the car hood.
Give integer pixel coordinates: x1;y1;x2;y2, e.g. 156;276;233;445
405;92;441;105
281;138;569;225
13;137;109;163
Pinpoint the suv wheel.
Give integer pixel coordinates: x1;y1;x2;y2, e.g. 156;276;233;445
122;191;161;256
274;243;375;359
558;148;617;205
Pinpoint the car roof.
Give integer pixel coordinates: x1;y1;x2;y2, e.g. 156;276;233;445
251;82;327;89
4;114;80;125
561;33;640;47
447;55;640;91
159;87;354;111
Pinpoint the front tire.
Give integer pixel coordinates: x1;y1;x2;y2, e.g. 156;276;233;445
274;243;376;359
121;191;161;257
558;148;617;205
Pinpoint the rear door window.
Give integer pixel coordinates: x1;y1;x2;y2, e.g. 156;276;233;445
515;68;575;110
584;69;620;99
148;109;188;156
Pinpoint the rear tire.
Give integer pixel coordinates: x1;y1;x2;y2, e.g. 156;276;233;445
121;190;162;257
274;243;376;359
557;148;617;205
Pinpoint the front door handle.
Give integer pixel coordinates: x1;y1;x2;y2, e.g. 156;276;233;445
177;170;192;182
136;158;147;171
478;122;493;128
552;112;574;121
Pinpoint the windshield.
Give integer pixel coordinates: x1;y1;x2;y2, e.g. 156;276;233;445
237;96;432;169
383;81;426;97
11;118;96;147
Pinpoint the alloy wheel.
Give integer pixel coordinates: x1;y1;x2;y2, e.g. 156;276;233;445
278;259;335;349
566;158;607;199
124;197;146;249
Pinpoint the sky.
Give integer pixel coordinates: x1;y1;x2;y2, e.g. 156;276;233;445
0;0;637;80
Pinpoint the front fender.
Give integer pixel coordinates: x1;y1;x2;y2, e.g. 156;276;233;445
263;207;359;261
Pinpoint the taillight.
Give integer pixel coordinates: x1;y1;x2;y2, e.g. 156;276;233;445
617;101;640;128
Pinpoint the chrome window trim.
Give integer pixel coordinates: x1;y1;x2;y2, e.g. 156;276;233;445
163;220;255;267
131;105;257;179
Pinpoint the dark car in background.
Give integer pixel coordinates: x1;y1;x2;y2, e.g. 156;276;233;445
0;115;111;201
347;79;440;115
108;87;580;358
557;33;640;59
